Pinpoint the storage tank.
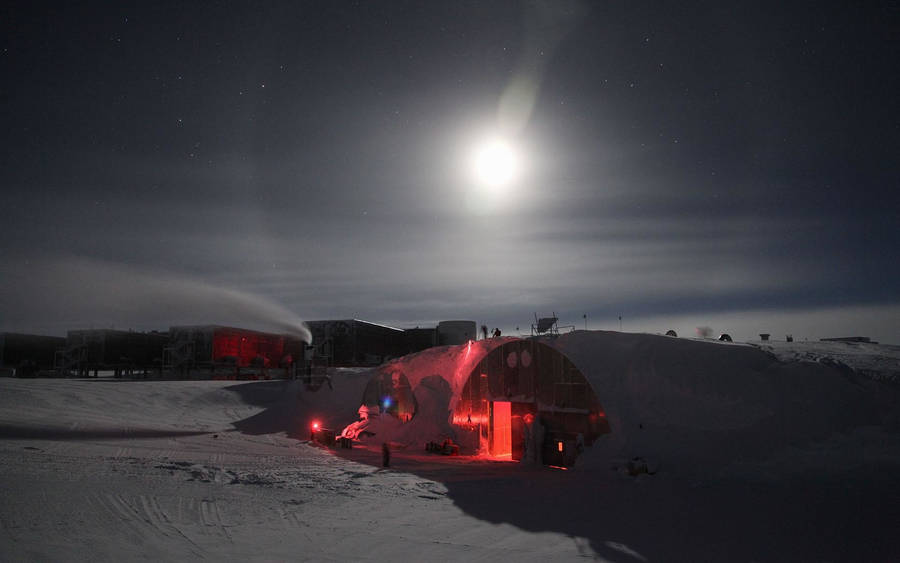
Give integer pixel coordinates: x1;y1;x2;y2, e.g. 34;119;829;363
436;320;477;346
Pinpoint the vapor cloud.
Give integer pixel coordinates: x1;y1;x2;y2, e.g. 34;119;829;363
0;256;312;342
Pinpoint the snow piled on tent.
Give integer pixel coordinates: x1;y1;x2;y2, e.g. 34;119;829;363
751;338;900;383
342;330;896;476
549;331;892;472
341;337;515;447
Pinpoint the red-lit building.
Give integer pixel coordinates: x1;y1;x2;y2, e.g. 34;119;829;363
164;325;307;377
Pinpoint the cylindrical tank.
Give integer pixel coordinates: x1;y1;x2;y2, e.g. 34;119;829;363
436;320;477;346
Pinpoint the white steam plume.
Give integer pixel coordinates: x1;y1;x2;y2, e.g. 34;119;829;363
0;256;312;343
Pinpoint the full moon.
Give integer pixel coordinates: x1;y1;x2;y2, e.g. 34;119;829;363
471;137;519;189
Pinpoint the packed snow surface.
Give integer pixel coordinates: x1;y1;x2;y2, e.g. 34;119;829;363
1;332;898;562
751;338;900;383
548;332;898;468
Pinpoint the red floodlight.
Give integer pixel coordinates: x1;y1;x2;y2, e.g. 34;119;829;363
312;421;320;430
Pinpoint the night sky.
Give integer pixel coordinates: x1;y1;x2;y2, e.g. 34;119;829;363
2;1;899;343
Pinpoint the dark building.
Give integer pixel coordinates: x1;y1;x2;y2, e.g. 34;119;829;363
436;320;477;345
2;317;476;377
306;319;407;367
404;327;437;355
57;329;169;376
0;333;66;377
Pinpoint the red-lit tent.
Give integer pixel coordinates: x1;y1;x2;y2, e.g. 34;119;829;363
347;329;887;471
348;337;610;465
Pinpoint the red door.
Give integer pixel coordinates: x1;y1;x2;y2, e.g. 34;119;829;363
491;401;512;458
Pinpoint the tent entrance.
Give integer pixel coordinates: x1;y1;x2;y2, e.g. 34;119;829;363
489;401;512;458
489;401;537;460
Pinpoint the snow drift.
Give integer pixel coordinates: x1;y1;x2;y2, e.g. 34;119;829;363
550;331;888;469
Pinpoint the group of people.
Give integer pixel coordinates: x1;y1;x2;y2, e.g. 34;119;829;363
480;325;503;339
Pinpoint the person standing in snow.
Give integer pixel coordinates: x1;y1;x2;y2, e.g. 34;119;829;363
574;433;585;465
533;417;545;465
381;442;390;468
522;413;535;464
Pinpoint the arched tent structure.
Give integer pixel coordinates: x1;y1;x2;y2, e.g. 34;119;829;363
343;337;610;464
346;330;886;473
451;339;610;464
354;337;513;420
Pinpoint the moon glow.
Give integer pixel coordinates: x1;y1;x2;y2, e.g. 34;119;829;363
471;138;519;190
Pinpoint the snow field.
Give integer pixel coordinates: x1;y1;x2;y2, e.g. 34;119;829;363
0;376;599;562
1;331;898;561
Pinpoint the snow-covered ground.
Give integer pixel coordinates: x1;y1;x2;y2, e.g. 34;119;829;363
1;333;898;561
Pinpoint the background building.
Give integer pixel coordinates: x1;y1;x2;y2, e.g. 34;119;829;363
0;333;66;377
164;325;306;378
56;329;168;377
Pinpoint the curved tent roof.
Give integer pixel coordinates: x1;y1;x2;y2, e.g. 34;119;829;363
365;337;518;412
346;330;883;469
347;337;609;450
